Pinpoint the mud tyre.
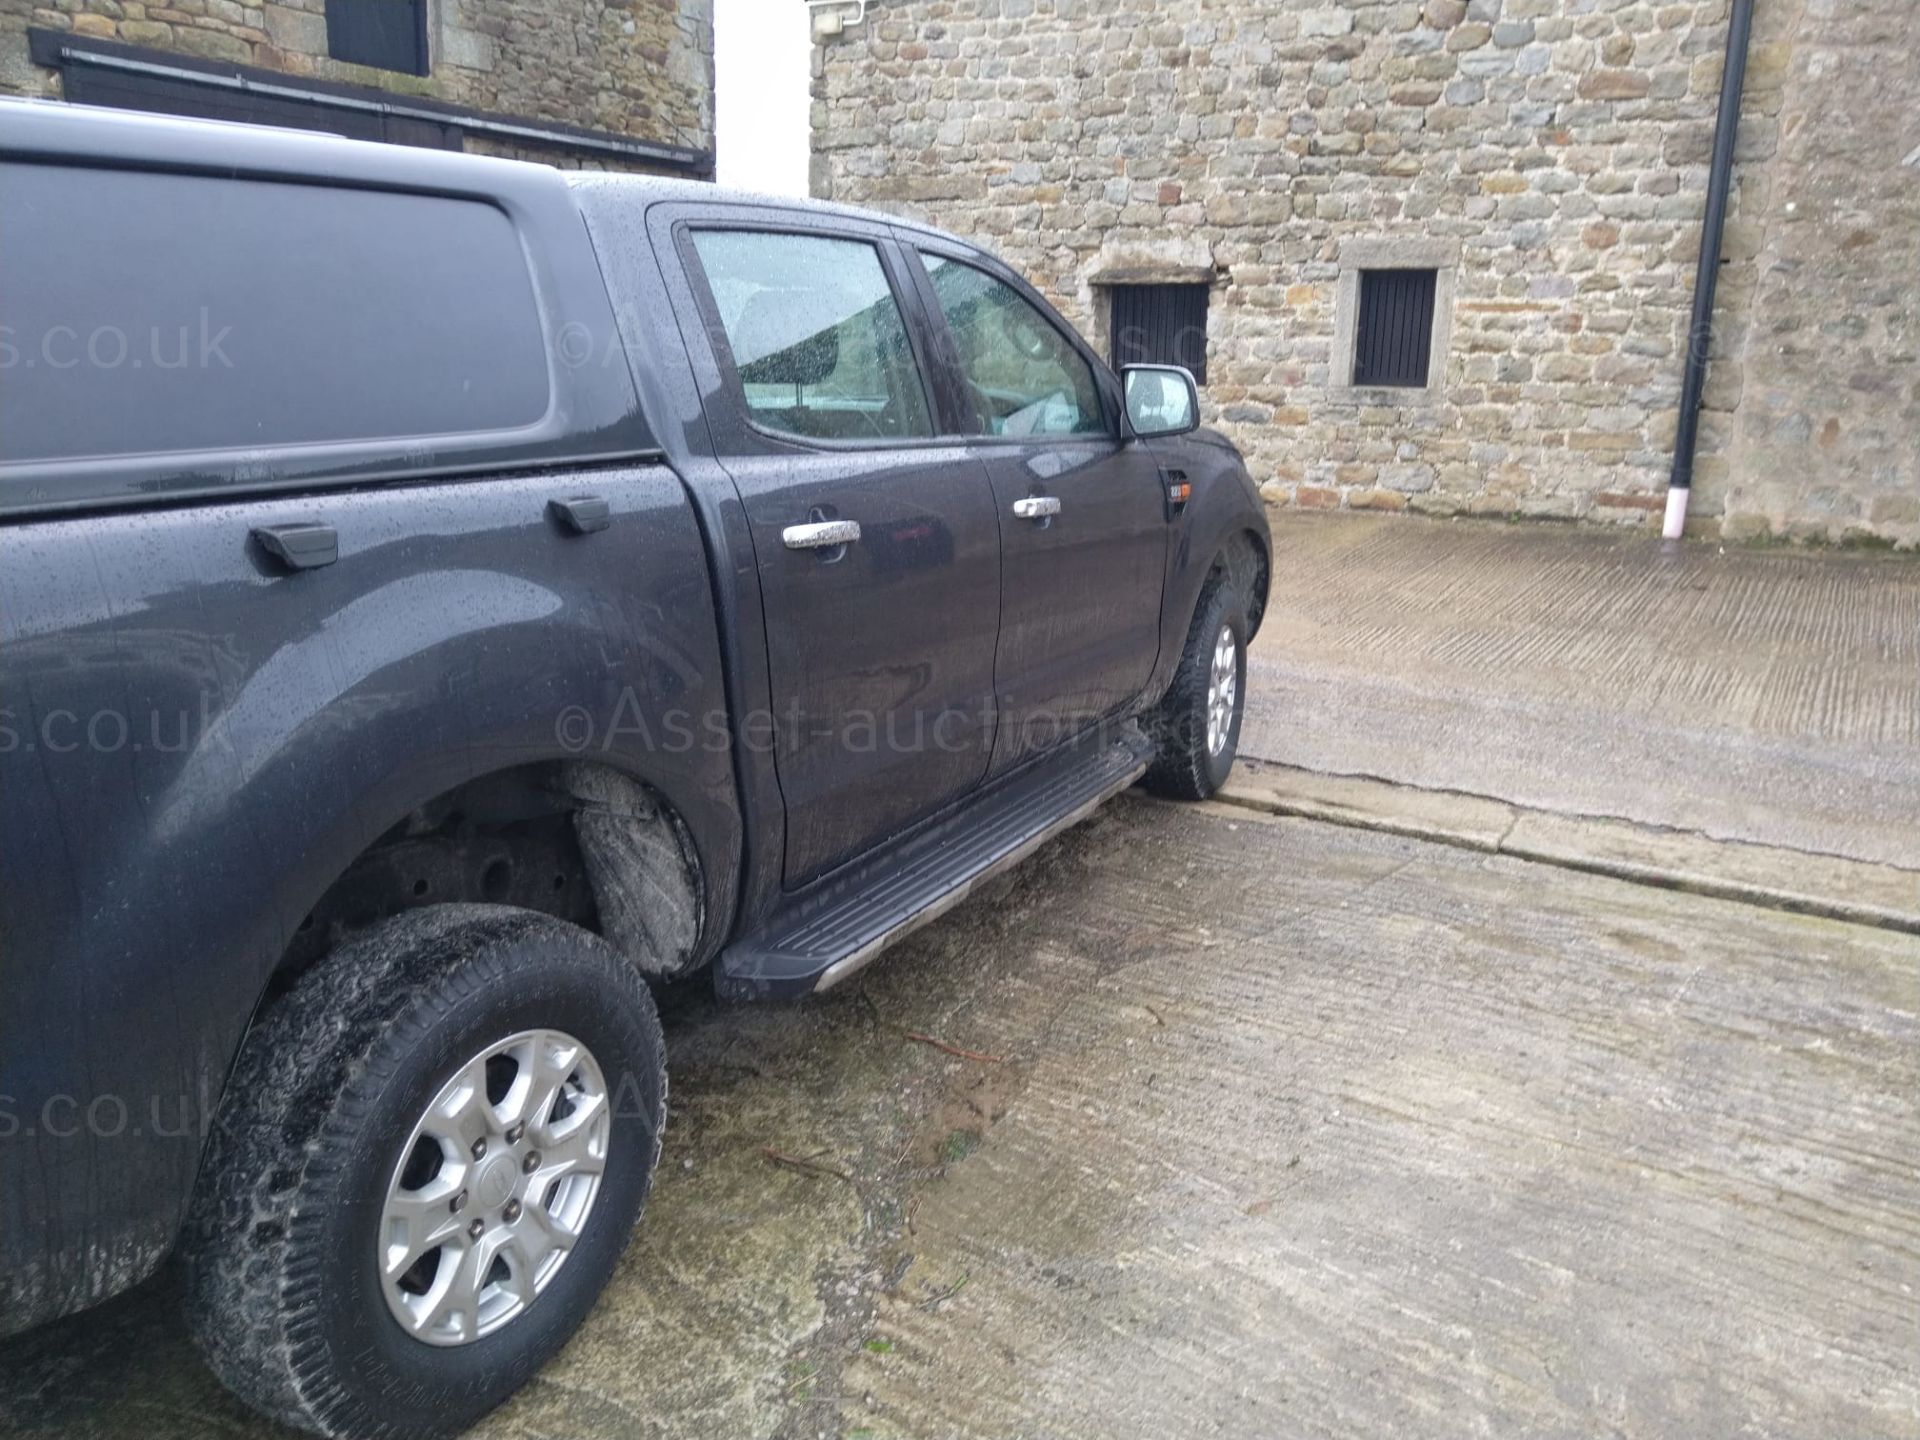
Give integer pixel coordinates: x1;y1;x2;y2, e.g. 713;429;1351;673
183;905;666;1440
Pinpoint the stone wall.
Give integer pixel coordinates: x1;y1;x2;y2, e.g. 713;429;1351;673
2;0;713;171
1714;1;1919;544
810;0;1919;547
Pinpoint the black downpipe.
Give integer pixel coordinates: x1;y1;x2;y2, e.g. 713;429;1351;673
1669;0;1756;497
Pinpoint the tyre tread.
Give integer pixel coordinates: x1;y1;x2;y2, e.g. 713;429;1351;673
183;905;665;1440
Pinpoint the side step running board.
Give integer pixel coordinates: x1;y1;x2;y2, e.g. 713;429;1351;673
717;724;1154;1001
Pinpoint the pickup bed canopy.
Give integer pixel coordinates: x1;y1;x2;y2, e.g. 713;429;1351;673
0;102;657;518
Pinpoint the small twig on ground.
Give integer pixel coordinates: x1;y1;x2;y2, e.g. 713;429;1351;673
918;1273;970;1311
760;1146;851;1183
904;1031;1004;1064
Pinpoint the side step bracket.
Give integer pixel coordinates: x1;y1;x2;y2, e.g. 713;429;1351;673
717;725;1153;1001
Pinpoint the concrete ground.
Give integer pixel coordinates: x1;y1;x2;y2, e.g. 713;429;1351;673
3;796;1915;1439
1241;513;1920;873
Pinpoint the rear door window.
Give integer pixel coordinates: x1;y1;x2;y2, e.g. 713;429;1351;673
687;229;934;444
0;162;550;464
919;254;1106;438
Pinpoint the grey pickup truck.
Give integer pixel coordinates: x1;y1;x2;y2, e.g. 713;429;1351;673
0;101;1269;1438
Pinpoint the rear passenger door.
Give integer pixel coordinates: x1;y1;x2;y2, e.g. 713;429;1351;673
906;243;1170;776
675;217;1003;887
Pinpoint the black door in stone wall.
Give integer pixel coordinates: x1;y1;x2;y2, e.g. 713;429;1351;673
1109;283;1210;385
1353;268;1439;388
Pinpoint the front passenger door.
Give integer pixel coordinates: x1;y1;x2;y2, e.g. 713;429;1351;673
911;247;1169;775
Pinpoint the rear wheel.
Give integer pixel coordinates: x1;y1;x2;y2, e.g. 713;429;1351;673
1144;578;1248;801
184;905;666;1440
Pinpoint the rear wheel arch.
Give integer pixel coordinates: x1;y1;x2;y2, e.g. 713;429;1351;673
263;760;710;1010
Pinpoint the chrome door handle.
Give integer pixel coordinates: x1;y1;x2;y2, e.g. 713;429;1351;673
1011;496;1061;520
783;519;862;550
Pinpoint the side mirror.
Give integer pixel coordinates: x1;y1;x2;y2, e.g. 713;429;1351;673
1122;365;1200;439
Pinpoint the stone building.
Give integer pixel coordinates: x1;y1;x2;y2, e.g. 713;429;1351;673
3;0;713;175
810;0;1919;547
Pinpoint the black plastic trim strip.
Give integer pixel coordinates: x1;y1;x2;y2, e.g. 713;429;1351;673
0;449;667;523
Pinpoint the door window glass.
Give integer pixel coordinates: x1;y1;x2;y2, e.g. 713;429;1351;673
922;255;1105;438
689;230;933;443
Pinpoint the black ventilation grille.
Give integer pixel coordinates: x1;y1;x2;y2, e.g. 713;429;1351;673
1353;268;1438;389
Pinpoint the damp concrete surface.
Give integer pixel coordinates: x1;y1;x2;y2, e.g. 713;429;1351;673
1;794;1914;1439
1240;512;1920;872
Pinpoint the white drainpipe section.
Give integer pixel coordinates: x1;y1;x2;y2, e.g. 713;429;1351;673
1663;486;1690;541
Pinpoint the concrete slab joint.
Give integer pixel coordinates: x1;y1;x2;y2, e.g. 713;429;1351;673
1330;236;1461;409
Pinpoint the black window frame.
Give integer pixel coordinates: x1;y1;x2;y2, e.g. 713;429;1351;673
1352;267;1439;390
904;242;1121;443
326;0;431;77
673;219;949;454
1108;282;1211;386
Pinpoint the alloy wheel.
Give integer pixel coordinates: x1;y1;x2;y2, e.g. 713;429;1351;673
1206;624;1238;757
377;1028;610;1346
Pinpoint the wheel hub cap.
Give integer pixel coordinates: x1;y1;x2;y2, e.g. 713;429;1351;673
1206;624;1238;757
473;1155;518;1210
378;1028;610;1347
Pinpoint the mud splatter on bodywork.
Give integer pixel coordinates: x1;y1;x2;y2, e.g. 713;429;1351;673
563;762;705;981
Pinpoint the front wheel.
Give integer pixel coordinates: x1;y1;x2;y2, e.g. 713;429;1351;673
183;906;667;1440
1144;579;1248;801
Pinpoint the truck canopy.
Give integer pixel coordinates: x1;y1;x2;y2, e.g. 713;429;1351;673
0;102;656;518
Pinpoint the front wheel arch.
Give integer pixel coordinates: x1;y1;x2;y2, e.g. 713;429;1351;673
1222;528;1270;637
1143;576;1249;800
